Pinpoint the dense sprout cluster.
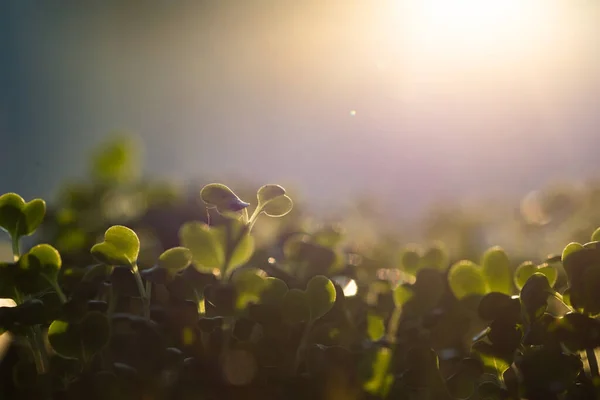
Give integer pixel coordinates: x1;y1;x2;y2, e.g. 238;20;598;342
1;138;600;400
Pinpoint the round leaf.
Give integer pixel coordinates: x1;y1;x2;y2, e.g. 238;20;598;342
200;183;250;213
261;277;288;305
592;227;600;243
19;244;62;281
256;184;286;206
232;269;266;310
448;260;488;300
481;246;512;295
20;198;46;238
158;247;193;273
0;193;46;239
0;193;25;237
520;273;553;321
562;242;584;264
400;245;421;275
477;292;520;322
421;242;449;271
514;261;537;290
282;289;310;324
515;261;557;290
90;136;140;184
179;222;223;272
262;195;293;217
48;312;110;360
306;275;336;320
91;225;140;266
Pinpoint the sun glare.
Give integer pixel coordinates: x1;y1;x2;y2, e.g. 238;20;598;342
392;0;560;67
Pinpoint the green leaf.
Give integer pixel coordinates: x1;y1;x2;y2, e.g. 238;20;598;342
313;225;344;248
393;284;414;308
232;269;266;311
472;341;511;377
448;260;489;300
90;135;140;184
158;247;193;273
261;277;288;305
48;312;110;360
262;195;293;217
421;242;449;271
91;225;140;267
592;227;600;242
363;347;393;396
19;199;46;238
306;275;336;321
19;244;61;282
478;292;520;322
200;183;250;213
212;218;254;275
282;289;310;324
481;246;512;295
514;261;557;290
520;273;553;321
562;242;584;263
179;222;223;272
256;184;286;206
400;245;422;275
366;313;385;341
0;193;46;239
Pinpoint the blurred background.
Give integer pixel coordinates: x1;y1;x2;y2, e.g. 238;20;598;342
2;0;600;259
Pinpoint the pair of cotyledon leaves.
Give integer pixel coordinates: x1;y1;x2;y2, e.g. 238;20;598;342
399;242;449;275
200;183;293;219
448;246;558;300
0;193;46;242
231;269;337;323
559;227;600;315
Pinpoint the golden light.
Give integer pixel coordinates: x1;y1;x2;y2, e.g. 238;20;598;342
391;0;562;69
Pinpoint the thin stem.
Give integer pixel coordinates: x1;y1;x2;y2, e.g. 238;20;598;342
28;327;48;375
145;281;152;305
26;334;44;374
386;307;403;344
11;235;20;262
107;285;117;316
43;276;67;304
247;206;263;231
587;348;599;380
292;319;314;374
131;263;149;319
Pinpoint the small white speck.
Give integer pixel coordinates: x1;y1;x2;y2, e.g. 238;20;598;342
268;257;276;264
350;110;357;117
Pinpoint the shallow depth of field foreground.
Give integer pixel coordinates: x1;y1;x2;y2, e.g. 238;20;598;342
0;138;599;399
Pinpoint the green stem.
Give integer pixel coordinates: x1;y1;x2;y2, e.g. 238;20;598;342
145;281;152;307
220;223;247;282
386;306;403;344
247;206;263;231
11;235;20;262
43;276;67;304
131;263;149;318
587;348;599;380
107;285;117;316
292;319;314;374
28;327;48;375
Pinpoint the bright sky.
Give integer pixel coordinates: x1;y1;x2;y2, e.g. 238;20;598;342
2;0;600;214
